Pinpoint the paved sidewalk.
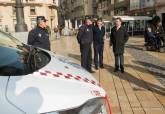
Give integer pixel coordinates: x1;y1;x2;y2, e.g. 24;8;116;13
51;36;165;114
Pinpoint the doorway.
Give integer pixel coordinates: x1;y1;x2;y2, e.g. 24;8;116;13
162;13;165;30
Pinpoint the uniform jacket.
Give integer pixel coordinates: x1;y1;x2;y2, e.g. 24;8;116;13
110;26;129;54
28;27;50;50
93;26;105;45
77;25;93;45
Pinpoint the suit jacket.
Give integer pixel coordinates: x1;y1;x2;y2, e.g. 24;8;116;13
93;26;105;45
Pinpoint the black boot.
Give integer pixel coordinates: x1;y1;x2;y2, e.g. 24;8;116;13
114;65;119;72
120;65;124;73
88;69;95;73
100;65;104;69
95;66;98;70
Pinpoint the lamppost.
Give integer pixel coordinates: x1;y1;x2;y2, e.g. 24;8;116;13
15;0;27;32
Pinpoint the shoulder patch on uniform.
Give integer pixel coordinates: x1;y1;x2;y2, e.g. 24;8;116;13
38;33;42;37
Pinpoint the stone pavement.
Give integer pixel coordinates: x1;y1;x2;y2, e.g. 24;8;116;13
51;36;165;114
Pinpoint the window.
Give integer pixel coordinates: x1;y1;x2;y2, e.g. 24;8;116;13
53;0;56;4
0;19;2;30
30;6;36;15
13;19;16;30
12;6;16;15
31;18;36;29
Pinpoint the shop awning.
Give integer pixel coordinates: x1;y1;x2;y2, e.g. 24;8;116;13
113;16;152;21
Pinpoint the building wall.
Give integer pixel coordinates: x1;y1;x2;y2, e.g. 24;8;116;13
129;0;156;16
84;0;94;16
97;0;115;20
0;0;58;33
155;0;165;19
130;0;140;10
143;0;154;8
62;0;97;29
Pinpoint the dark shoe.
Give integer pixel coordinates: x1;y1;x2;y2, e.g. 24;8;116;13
100;65;104;69
114;66;119;72
120;66;124;73
121;69;125;73
88;70;95;73
95;66;99;70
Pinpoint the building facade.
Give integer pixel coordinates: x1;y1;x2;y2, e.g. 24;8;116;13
114;0;130;15
155;0;165;29
60;0;97;29
129;0;155;16
0;0;58;33
97;0;130;21
58;0;65;28
97;0;114;21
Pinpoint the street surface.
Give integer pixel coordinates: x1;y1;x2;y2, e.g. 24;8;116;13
51;36;165;114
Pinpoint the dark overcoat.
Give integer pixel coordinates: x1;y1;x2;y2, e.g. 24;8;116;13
110;26;129;54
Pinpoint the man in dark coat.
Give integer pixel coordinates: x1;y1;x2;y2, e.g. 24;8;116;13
93;19;105;70
155;21;165;48
110;17;129;73
28;16;50;50
77;19;94;73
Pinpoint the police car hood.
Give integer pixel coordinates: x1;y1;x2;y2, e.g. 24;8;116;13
6;52;106;114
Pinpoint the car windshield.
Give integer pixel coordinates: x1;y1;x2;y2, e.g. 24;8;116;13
0;31;50;76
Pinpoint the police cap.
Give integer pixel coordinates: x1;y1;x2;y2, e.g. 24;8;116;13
36;16;48;22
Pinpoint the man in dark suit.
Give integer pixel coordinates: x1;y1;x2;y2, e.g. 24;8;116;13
110;17;129;73
77;18;94;73
93;19;105;70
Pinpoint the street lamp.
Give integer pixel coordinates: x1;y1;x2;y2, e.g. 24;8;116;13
15;0;27;32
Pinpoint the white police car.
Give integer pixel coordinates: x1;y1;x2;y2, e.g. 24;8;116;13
0;31;112;114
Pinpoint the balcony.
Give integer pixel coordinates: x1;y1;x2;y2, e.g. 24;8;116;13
114;0;129;9
108;4;114;11
155;1;165;9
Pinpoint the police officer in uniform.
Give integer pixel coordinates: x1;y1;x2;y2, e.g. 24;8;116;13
93;19;105;70
28;16;50;50
77;18;94;73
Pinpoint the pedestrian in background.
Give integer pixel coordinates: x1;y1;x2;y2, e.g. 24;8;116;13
54;26;60;39
28;16;50;51
77;18;94;73
110;17;129;73
93;19;105;70
155;21;165;48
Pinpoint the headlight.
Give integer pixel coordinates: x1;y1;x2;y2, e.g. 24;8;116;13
46;112;59;114
44;112;59;114
43;97;111;114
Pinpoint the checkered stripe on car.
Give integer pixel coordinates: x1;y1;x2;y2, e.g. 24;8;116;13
33;70;101;87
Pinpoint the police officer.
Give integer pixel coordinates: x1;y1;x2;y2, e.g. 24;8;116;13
28;16;50;50
93;19;105;70
77;18;94;73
